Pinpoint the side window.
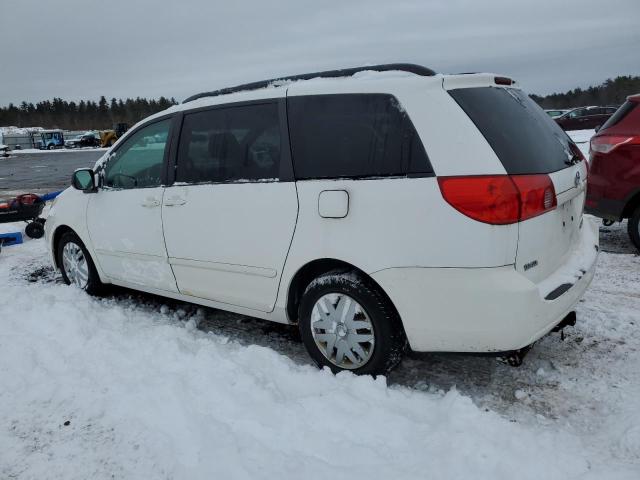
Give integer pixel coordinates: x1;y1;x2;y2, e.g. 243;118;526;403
176;103;281;183
287;94;431;179
569;108;585;118
104;119;171;189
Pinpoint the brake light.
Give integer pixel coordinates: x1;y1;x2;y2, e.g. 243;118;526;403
494;76;514;86
438;174;557;225
590;135;638;154
512;175;557;221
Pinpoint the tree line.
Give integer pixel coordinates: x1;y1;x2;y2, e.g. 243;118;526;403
0;96;178;130
1;75;638;129
531;75;640;109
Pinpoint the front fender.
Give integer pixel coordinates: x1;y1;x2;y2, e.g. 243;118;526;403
44;188;109;283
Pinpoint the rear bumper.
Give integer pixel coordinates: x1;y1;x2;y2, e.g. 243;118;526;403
585;196;625;221
371;218;599;352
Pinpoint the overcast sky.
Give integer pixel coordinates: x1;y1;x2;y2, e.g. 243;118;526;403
1;0;638;105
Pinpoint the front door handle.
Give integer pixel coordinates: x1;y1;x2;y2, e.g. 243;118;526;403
164;196;186;206
141;197;161;208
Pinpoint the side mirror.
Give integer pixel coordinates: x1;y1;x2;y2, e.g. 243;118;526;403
72;168;97;193
594;125;601;133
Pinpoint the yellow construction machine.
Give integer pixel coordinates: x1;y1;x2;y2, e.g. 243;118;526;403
99;123;129;147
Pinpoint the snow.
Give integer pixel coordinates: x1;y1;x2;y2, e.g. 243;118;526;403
0;126;44;135
567;129;594;159
1;221;639;478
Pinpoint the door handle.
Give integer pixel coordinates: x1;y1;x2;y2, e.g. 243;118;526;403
141;197;161;208
164;196;186;206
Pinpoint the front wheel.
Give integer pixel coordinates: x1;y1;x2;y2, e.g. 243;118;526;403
628;206;640;252
298;271;407;376
56;232;104;295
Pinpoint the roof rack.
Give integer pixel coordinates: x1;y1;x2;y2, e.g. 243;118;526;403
182;63;436;104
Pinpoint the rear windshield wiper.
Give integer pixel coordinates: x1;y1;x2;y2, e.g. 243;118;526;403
564;157;581;166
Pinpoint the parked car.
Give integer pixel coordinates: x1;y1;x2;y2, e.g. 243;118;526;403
45;64;597;375
545;109;569;118
65;132;100;149
586;94;640;250
555;106;617;131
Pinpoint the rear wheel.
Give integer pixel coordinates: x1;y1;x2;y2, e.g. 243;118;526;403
25;221;44;239
628;206;640;252
298;271;407;376
56;232;104;295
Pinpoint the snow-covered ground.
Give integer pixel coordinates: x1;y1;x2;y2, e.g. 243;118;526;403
0;127;636;478
568;129;594;159
1;214;639;478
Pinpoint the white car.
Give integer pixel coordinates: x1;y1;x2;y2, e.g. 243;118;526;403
45;64;598;375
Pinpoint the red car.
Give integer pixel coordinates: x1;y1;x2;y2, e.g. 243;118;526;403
586;94;640;250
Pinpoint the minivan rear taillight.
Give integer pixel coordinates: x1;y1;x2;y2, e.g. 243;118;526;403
437;174;557;225
590;135;639;154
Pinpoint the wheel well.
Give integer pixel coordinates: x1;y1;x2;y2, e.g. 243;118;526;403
286;258;400;324
51;225;74;268
622;191;640;218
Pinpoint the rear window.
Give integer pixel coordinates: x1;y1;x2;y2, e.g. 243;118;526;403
600;101;638;131
287;94;432;179
449;87;574;174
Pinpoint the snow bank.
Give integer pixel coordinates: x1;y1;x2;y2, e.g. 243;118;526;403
0;225;639;479
0;126;44;135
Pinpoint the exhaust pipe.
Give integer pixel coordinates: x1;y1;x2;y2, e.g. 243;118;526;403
552;311;576;332
501;312;577;366
552;311;576;340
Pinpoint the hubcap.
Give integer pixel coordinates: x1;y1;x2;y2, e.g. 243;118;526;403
62;242;89;289
310;293;375;369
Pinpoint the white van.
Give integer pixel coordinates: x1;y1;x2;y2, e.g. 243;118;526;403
45;64;598;375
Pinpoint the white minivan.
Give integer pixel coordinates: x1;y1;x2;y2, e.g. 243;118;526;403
45;64;598;375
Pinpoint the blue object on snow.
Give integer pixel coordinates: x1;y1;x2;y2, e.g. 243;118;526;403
0;231;23;246
40;190;63;202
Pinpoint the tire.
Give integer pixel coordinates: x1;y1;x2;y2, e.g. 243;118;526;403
25;222;44;239
628;206;640;252
56;231;104;295
47;145;54;150
298;270;407;376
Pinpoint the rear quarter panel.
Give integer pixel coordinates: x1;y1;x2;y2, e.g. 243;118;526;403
590;145;640;204
277;76;519;314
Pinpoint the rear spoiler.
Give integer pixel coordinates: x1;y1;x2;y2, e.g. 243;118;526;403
442;73;518;90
